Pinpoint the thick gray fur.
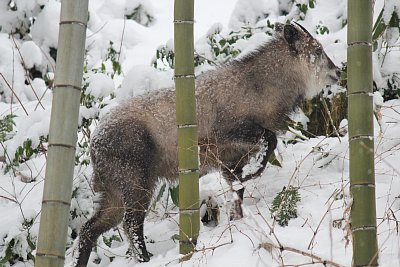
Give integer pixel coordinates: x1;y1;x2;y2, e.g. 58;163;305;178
75;22;340;266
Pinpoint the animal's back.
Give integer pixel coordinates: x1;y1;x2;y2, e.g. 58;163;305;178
91;88;180;190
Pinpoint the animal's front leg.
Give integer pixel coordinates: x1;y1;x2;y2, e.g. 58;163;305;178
227;129;277;220
218;127;277;184
239;128;277;183
209;121;277;220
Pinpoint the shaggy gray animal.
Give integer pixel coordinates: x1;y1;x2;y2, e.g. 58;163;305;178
75;22;340;266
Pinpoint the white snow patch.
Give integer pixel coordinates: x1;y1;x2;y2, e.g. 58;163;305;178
229;0;279;29
86;73;115;99
31;0;61;50
117;65;173;101
20;41;42;69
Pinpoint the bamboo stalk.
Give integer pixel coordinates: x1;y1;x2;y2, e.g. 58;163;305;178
174;0;200;259
347;0;379;266
35;1;88;267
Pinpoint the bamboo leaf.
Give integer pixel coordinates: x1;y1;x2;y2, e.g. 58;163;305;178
169;185;179;206
152;183;167;209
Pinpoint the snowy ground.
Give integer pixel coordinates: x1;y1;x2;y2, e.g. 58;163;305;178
0;0;400;266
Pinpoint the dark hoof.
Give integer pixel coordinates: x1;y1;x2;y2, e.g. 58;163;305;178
229;188;244;220
201;197;220;227
138;253;151;262
127;246;152;262
229;198;243;221
201;208;220;226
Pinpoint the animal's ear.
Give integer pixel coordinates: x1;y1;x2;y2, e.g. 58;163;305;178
283;24;300;53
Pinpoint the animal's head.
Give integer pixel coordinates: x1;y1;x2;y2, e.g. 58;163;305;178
275;22;340;99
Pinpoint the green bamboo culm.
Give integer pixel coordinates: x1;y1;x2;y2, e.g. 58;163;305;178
35;1;88;266
347;0;379;266
174;0;200;260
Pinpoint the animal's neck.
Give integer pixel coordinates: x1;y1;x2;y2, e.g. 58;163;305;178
222;47;307;131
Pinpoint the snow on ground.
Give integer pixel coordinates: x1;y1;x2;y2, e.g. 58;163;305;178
0;0;400;266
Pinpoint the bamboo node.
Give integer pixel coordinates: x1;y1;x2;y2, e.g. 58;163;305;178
59;20;87;27
54;84;82;91
48;143;76;149
180;208;200;214
178;168;199;174
42;199;71;206
348;91;372;96
173;20;195;24
36;251;66;260
349;135;374;141
178;124;197;129
174;74;196;79
351;183;375;188
348;41;372;47
352;225;376;232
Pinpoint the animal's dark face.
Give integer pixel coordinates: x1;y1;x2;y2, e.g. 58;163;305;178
276;22;341;99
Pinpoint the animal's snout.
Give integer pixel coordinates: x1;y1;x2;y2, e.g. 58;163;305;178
328;67;341;84
336;68;342;79
325;56;340;83
334;68;341;81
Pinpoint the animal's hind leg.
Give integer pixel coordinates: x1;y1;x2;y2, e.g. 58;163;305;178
121;186;152;262
76;192;123;267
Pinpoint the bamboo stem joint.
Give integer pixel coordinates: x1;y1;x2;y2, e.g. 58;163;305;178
173;20;195;24
59;20;87;27
53;84;82;91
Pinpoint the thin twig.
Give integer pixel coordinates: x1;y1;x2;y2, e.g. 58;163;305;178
11;44;15;113
87;22;108;39
37;42;56;73
165;241;232;266
253;201;283;248
117;18;126;64
259;241;346;267
0;141;17;177
307;189;342;250
0;195;18;203
0;73;29;115
11;35;45;110
321;96;341;141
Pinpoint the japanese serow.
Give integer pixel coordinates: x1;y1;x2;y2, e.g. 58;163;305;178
75;22;340;266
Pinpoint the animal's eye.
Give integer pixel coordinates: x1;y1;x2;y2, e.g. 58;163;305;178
315;47;323;56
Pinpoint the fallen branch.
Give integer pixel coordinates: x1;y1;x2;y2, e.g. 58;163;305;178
165;241;232;265
259;241;346;267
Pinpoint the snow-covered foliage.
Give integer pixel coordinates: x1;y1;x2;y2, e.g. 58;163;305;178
0;0;399;266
